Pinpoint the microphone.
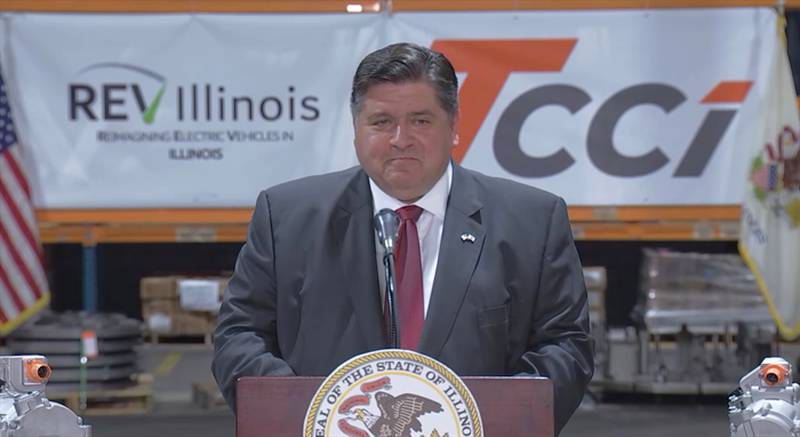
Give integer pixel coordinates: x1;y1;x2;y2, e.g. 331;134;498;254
373;208;400;349
374;208;400;255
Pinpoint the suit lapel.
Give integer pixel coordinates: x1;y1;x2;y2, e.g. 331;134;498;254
418;164;485;358
332;169;385;350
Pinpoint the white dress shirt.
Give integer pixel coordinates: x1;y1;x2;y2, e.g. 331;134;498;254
370;163;452;317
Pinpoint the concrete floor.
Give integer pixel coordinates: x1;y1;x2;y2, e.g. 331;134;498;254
72;344;733;437
563;402;729;437
84;398;731;437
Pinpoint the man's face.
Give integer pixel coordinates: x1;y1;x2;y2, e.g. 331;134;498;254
354;80;458;203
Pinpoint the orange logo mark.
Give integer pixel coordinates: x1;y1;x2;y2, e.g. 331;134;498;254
701;80;753;104
431;39;577;163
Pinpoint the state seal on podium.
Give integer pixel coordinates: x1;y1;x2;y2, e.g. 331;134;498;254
304;349;483;437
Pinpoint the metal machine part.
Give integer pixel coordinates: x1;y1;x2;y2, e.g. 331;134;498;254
729;357;800;437
0;355;91;437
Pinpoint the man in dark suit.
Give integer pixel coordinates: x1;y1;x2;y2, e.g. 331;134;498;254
212;42;593;434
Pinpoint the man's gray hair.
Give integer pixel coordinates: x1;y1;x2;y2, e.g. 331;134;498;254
350;42;458;118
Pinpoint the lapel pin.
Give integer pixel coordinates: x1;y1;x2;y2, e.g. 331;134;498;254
460;233;476;243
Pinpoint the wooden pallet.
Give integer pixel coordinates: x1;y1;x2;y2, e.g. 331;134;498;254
192;381;227;409
47;374;154;415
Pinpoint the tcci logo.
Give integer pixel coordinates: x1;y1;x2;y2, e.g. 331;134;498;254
434;39;752;178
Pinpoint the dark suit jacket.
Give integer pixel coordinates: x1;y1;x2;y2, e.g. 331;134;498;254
212;164;593;433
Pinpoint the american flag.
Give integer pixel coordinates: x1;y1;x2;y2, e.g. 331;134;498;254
0;71;49;335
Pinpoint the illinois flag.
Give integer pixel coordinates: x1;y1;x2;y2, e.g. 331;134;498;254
0;69;49;335
739;16;800;339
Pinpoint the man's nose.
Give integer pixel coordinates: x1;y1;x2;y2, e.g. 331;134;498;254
390;123;413;149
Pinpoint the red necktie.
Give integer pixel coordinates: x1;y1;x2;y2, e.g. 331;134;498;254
394;205;424;350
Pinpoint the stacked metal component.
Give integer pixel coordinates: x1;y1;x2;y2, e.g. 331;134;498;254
638;249;773;334
7;311;142;392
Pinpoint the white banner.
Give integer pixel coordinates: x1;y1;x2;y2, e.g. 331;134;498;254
390;9;778;205
0;9;785;207
0;13;380;207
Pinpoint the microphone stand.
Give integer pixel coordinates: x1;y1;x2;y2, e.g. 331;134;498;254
383;251;400;349
374;208;401;350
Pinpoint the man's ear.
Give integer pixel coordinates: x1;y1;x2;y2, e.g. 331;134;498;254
450;111;460;148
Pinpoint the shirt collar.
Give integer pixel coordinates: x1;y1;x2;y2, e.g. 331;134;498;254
369;161;452;219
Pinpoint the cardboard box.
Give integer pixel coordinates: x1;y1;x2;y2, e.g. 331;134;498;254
141;298;178;319
140;276;181;299
140;275;229;337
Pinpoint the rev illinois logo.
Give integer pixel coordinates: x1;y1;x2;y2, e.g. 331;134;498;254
69;62;167;124
65;62;320;154
304;350;482;437
67;62;320;125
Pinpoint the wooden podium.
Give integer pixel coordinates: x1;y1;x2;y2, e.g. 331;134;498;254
237;376;553;436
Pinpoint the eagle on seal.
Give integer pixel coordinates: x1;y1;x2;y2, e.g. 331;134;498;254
350;391;443;437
